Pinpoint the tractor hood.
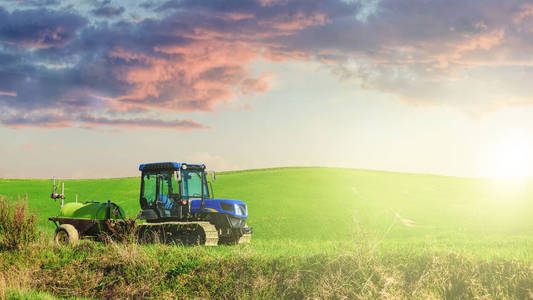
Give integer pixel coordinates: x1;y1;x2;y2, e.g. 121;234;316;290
190;198;248;218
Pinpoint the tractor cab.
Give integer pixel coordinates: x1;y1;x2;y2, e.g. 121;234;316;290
139;162;209;221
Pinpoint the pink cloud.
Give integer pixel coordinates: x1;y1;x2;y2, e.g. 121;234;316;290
258;12;328;31
430;29;505;69
93;8;334;115
106;38;271;112
0;91;17;97
240;72;273;95
216;12;255;21
514;3;533;24
7;121;72;129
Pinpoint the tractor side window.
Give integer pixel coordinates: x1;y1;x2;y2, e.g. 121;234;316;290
143;174;157;206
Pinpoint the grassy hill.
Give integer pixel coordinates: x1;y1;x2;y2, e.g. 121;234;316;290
1;167;531;258
0;167;532;299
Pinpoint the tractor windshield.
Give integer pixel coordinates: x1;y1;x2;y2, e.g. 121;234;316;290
181;170;209;198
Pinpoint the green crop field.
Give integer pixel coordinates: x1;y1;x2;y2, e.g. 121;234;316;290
1;167;532;299
1;167;532;258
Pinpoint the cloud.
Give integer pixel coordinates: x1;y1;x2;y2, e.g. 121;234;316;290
279;0;533;110
514;3;533;24
0;110;206;130
240;72;272;95
0;111;72;129
79;115;207;130
0;7;86;49
92;6;125;17
9;0;59;7
0;91;16;97
1;0;532;130
1;1;345;129
92;1;125;17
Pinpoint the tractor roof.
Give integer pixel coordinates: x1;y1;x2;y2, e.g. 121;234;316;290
138;162;206;172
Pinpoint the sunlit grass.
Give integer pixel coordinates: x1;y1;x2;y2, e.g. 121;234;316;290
1;237;531;299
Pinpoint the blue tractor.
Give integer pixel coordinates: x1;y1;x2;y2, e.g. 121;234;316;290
136;162;252;245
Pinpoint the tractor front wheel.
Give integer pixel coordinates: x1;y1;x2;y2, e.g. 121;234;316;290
54;224;79;246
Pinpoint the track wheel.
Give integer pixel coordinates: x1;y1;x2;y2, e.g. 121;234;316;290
187;226;206;246
54;224;79;246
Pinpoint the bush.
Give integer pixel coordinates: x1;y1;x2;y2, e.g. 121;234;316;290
0;194;38;251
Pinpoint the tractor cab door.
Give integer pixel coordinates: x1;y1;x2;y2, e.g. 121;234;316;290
140;170;189;221
157;173;172;217
141;173;157;209
140;172;174;218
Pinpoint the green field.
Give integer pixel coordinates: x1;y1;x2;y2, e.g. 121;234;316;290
1;167;531;258
1;167;532;299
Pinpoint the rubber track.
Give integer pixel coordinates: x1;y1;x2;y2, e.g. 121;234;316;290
138;221;219;246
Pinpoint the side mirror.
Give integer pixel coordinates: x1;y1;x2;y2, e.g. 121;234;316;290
211;171;216;182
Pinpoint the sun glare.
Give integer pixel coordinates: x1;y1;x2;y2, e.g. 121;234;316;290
480;135;532;179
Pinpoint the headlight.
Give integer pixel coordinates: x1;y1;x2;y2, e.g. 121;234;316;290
234;203;242;216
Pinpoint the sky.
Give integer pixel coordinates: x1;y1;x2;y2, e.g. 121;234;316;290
1;0;533;179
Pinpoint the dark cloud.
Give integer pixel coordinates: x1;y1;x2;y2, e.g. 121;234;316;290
0;110;206;130
92;6;125;17
92;0;125;17
0;7;86;48
5;0;60;7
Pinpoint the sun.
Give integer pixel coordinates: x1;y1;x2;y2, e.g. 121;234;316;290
480;135;532;178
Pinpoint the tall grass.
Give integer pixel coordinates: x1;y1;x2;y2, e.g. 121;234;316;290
0;232;531;299
0;194;38;251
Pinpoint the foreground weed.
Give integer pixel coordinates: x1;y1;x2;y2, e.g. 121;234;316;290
0;194;38;251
